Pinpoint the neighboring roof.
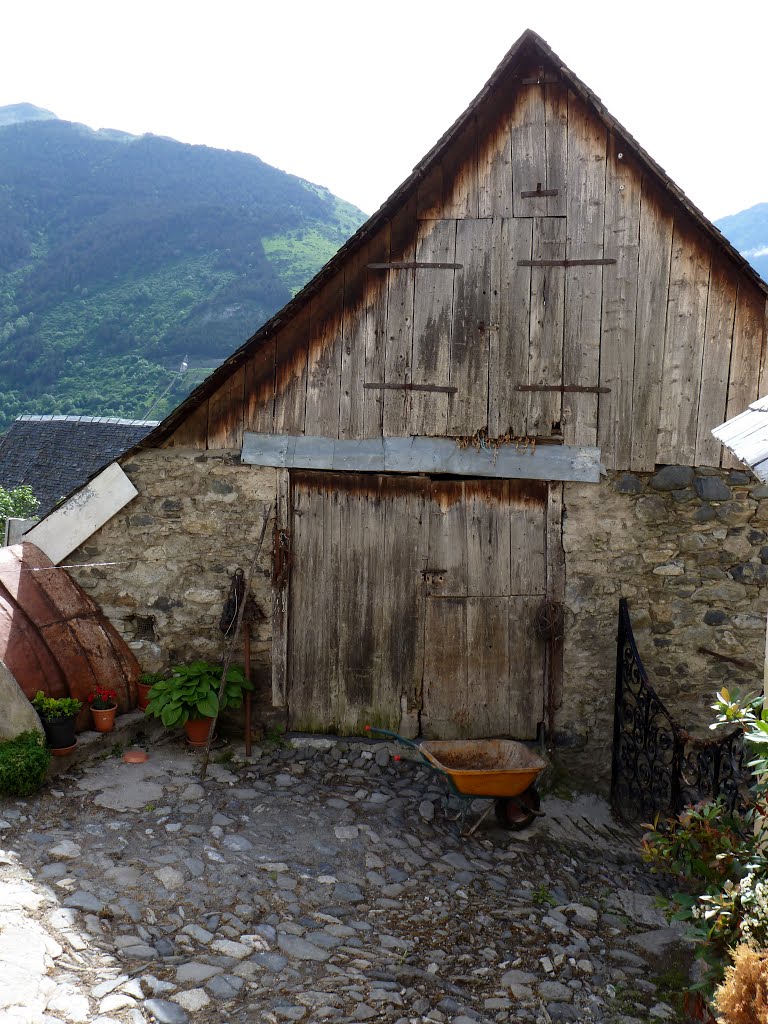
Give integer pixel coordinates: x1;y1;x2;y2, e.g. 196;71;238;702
127;27;768;452
713;398;768;482
0;415;158;517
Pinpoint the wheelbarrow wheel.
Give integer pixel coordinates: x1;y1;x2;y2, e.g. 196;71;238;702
494;786;540;831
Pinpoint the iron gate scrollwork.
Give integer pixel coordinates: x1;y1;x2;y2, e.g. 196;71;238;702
611;598;745;822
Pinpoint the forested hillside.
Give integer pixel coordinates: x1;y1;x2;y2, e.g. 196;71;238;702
0;107;365;432
715;204;768;282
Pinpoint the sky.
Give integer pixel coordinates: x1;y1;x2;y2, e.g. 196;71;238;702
1;0;765;222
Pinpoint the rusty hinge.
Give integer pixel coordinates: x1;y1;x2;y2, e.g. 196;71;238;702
518;258;617;267
364;382;458;394
515;384;610;394
520;183;559;199
367;262;463;270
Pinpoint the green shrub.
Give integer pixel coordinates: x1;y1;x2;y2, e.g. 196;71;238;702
0;731;51;797
145;660;251;727
30;691;83;721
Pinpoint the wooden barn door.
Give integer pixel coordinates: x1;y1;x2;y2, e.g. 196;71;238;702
287;471;547;738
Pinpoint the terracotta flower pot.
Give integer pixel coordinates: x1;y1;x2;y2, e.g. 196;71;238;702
184;718;214;748
91;705;118;733
136;682;153;711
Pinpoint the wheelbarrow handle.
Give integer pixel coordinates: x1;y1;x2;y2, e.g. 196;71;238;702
364;725;422;752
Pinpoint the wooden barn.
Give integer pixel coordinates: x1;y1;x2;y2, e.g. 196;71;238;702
26;29;768;786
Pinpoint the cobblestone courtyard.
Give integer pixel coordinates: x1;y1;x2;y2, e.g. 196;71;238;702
0;737;688;1023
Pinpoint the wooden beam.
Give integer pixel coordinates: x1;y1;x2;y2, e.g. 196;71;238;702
241;432;602;483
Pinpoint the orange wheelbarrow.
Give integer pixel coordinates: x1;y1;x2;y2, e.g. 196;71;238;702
365;727;547;834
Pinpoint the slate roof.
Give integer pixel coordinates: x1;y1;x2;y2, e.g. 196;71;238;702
713;398;768;482
0;415;158;517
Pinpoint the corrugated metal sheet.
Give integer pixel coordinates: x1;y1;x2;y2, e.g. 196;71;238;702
712;398;768;480
0;542;140;730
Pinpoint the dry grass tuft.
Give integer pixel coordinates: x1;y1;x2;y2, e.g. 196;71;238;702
715;945;768;1024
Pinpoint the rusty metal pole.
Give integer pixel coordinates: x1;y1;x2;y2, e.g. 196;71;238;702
200;501;273;781
244;624;252;757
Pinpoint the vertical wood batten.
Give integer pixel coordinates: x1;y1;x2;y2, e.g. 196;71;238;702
244;337;277;434
449;218;493;435
630;182;674;471
656;220;712;466
207;365;245;450
511;84;547;217
409;220;457;435
493;217;532;436
271;470;289;708
383;200;417;435
563;92;606;447
599;138;641;470
528;217;565;435
338;245;367;440
695;262;737;466
723;284;766;468
362;226;390;436
544;83;568;217
274;307;310;435
304;274;344;438
164;400;209;448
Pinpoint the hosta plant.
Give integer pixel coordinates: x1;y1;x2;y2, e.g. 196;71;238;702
145;660;251;728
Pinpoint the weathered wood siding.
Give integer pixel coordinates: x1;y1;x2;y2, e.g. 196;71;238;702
287;473;547;738
164;60;766;472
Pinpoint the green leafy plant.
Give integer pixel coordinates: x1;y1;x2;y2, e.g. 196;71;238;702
0;484;39;535
144;660;251;728
30;691;83;721
0;731;51;796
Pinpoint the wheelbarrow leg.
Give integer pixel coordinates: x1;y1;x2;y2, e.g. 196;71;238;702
463;799;496;837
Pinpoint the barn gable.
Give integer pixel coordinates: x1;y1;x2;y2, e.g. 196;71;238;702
136;29;766;475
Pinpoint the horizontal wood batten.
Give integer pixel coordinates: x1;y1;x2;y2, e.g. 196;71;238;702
241;432;601;483
518;258;618;267
364;382;459;394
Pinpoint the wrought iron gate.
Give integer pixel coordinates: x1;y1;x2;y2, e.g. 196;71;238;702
610;598;745;822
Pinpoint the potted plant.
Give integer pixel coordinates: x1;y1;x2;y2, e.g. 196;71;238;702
31;692;83;755
144;660;252;747
87;684;118;732
137;671;165;712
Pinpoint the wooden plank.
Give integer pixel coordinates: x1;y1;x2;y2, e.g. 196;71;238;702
363;225;390;436
508;597;544;739
511;85;547;217
442;118;479;219
244;337;276;434
630;182;674;471
757;298;768;402
544;83;568;216
427;480;468;597
695;262;738;466
417;163;443;220
274;307;310;435
304;274;344;438
242;432;603;483
723;284;766;468
545;483;565;729
599;137;641;470
656;221;712;466
466;596;511;736
383;202;416;435
386;481;430;738
448;218;493;435
477;104;513;217
207;365;245;449
465;480;511;597
421;597;468;739
409;220;457;435
271;470;289;708
339;245;367;440
563;92;607;447
528;217;566;436
493;217;532;436
508;480;547;596
165;400;209;448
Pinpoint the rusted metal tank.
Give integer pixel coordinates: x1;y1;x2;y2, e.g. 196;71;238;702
0;542;139;730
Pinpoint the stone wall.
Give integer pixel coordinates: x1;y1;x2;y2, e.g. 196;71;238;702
66;449;279;723
67;450;768;789
558;466;768;789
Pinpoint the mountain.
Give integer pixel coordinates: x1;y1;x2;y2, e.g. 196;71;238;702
715;203;768;282
0;108;366;432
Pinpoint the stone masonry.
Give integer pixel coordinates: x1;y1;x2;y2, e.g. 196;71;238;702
66;450;768;788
